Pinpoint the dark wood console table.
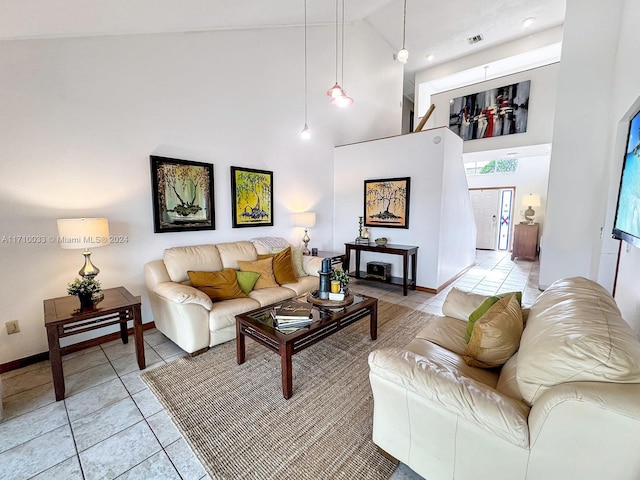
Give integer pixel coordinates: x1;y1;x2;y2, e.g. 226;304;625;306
344;242;418;296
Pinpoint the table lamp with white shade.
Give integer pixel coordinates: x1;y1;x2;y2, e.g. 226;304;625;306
57;218;110;278
293;212;316;255
522;194;541;224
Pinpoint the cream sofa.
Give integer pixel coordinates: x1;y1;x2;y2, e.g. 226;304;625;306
144;238;322;355
368;277;640;480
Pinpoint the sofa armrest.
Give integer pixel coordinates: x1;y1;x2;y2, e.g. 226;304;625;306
153;282;213;310
368;348;530;448
302;255;323;277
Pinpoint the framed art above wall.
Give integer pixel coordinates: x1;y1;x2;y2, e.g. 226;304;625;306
364;177;411;228
230;166;273;228
150;156;215;233
449;80;530;141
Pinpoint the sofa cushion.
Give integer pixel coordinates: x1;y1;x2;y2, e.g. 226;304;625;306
281;275;317;296
496;353;524;401
442;288;487;321
415;316;468;356
237;258;279;289
258;247;298;284
236;271;260;294
164;245;223;283
248;286;297;306
216;241;258;270
188;269;247;301
466;291;523;342
517;277;640;405
464;294;523;369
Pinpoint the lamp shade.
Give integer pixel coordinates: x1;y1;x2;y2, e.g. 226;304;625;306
57;218;110;250
522;194;541;207
293;212;316;228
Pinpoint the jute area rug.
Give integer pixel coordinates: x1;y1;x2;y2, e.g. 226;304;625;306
142;300;435;480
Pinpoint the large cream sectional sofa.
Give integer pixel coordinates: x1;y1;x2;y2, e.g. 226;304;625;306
368;277;640;480
144;238;322;355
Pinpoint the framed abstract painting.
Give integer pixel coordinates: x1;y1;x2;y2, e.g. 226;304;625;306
364;177;410;228
150;156;215;233
230;166;274;228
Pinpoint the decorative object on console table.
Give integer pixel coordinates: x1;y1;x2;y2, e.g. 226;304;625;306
374;237;388;247
364;177;411;228
512;223;539;261
366;262;392;282
67;277;102;310
292;211;316;255
150;156;215;233
230;166;273;228
522;194;541;223
355;216;368;244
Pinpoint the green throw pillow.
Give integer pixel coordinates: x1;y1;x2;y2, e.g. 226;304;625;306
465;291;522;343
236;271;261;294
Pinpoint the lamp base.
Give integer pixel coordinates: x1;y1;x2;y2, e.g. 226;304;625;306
302;229;311;256
79;250;100;278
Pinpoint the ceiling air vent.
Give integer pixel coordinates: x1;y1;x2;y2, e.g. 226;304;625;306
467;34;484;45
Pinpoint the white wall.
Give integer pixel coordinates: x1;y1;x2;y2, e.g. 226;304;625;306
466;154;551;234
598;0;640;336
334;128;475;290
0;22;403;364
539;0;623;289
430;63;560;155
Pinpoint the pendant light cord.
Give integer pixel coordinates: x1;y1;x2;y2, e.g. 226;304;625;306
340;0;345;85
334;0;339;84
304;0;308;123
402;0;407;49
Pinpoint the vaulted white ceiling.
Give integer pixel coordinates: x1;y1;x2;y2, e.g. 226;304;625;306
0;0;566;96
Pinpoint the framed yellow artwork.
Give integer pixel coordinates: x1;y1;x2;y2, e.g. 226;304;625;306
364;177;410;228
230;166;273;228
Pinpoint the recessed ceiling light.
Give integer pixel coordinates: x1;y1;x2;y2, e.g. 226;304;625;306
426;53;435;61
522;17;535;28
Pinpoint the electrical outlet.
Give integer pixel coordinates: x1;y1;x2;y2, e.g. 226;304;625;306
5;320;20;335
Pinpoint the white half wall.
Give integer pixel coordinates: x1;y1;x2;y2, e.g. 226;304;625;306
0;21;403;364
430;63;560;155
334;128;475;291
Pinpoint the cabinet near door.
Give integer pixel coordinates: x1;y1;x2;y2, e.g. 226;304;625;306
512;223;539;261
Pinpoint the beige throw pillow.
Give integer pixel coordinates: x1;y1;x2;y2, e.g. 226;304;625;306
237;257;279;289
463;294;523;368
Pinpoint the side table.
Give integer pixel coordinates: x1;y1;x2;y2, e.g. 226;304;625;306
44;286;145;401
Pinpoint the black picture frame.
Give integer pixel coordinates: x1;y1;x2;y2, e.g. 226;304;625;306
364;177;411;228
150;155;215;233
230;166;274;228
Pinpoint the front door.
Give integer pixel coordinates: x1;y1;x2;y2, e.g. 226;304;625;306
470;189;500;250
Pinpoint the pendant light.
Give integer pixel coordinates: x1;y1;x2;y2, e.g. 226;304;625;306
301;0;311;139
330;0;354;107
326;0;344;98
397;0;409;63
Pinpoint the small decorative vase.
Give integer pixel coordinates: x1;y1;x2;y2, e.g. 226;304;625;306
78;293;94;310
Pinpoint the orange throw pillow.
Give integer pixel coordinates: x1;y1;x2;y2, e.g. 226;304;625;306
258;246;298;285
237;258;279;289
188;269;247;301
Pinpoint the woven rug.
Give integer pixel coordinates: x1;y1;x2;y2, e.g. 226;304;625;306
142;300;435;480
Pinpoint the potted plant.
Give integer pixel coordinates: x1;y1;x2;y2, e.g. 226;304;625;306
331;269;350;293
67;277;102;309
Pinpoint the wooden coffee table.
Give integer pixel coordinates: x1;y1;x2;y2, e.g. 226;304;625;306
235;293;378;399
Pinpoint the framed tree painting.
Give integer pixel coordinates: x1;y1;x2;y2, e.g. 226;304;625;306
230;166;273;228
364;177;411;228
150;156;215;233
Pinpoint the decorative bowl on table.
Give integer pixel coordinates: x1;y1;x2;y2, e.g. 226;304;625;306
375;237;388;246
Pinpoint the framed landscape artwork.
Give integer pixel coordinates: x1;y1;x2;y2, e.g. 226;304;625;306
230;166;273;228
449;80;530;141
150;156;215;233
364;177;410;229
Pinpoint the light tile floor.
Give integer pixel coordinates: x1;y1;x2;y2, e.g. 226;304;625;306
0;250;540;480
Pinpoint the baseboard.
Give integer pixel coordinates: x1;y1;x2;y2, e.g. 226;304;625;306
0;321;156;374
415;262;476;294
